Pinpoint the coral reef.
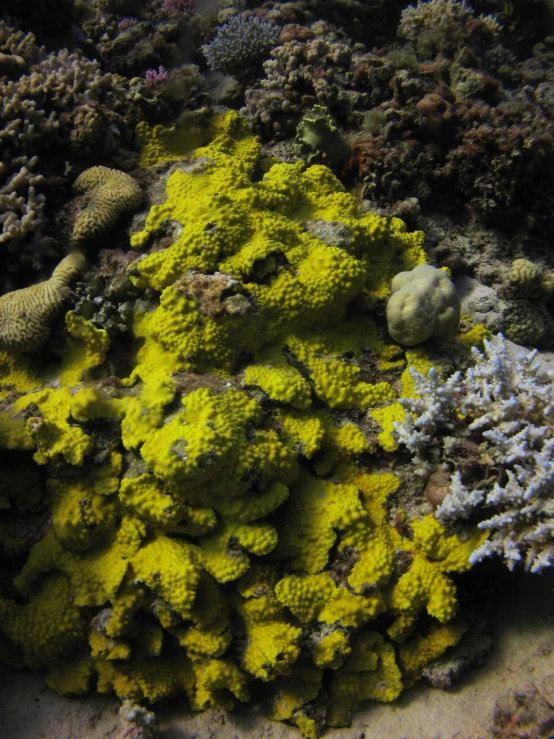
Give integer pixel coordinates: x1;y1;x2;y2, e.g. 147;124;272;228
242;24;394;139
0;112;482;738
2;0;554;732
398;0;503;60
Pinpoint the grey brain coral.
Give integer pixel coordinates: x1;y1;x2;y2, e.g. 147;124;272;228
72;166;142;245
0;252;86;352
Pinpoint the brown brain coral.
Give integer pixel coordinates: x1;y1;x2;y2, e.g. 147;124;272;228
0;252;86;352
72;166;142;245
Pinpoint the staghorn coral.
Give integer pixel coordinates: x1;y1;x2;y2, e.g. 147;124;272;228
72;166;142;246
0;112;485;738
395;334;554;573
0;252;86;352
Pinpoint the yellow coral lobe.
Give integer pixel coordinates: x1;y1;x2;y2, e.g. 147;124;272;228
387;516;488;641
60;312;110;387
458;323;491;348
274;471;367;573
131;535;201;618
327;631;403;726
237;595;302;681
0;574;86;668
399;621;467;687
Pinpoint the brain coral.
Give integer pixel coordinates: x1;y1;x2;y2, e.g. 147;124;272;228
0;111;485;738
72;166;142;245
0;251;86;352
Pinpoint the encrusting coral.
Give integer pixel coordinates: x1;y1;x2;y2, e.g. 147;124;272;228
0;111;488;738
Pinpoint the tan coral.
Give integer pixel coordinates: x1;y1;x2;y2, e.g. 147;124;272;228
0;252;86;352
72;166;142;245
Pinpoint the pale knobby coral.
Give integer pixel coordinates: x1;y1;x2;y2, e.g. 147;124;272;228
386;264;460;346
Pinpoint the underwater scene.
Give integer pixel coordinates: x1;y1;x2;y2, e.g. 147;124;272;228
0;0;553;737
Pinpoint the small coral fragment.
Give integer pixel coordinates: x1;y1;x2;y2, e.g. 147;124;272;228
72;166;142;244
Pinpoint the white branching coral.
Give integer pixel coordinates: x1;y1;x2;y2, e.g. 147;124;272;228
394;335;554;573
395;365;461;464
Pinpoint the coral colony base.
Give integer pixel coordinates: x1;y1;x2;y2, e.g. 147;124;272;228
0;0;553;737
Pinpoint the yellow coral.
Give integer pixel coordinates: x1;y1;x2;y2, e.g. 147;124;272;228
130;535;201;618
387;516;487;641
0;573;86;668
237;594;302;681
274;471;367;573
398;621;467;687
327;631;403;726
0;111;487;737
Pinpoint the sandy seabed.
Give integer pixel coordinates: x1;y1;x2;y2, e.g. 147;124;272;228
1;569;552;739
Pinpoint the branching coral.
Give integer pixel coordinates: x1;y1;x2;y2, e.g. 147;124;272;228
201;15;279;78
395;334;554;573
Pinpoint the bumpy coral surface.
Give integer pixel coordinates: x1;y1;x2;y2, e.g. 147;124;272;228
0;112;485;737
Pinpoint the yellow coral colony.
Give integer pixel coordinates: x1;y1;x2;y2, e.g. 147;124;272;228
0;112;484;737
